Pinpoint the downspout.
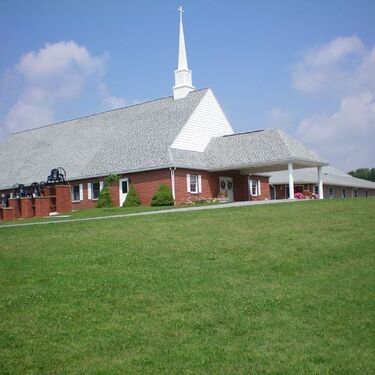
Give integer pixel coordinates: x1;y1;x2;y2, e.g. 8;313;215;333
169;166;177;204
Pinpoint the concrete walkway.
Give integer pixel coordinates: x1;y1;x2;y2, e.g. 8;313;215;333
0;199;303;229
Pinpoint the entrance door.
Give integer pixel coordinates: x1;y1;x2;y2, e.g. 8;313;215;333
119;178;129;206
219;176;234;202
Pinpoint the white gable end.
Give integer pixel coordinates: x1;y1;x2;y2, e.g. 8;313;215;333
170;89;234;152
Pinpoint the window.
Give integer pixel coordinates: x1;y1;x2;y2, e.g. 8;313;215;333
329;187;333;198
314;185;319;195
92;182;100;200
354;189;358;198
342;189;346;198
72;185;80;201
366;191;368;197
190;175;198;193
121;180;128;194
186;174;201;194
249;179;258;196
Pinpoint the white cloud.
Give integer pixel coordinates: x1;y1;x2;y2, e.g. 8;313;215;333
102;96;128;109
266;107;292;128
292;36;375;170
2;41;107;134
292;36;370;94
102;96;145;110
297;93;375;170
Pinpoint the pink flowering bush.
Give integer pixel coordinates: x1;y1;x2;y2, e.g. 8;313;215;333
294;192;304;199
311;193;319;199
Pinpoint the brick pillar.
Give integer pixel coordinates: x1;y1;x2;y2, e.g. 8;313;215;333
8;198;20;219
20;198;34;218
34;196;51;217
55;185;72;213
1;208;17;221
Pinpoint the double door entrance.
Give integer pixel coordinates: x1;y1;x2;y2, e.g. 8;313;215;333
219;176;234;202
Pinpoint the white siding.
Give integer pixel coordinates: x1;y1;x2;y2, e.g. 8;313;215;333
170;89;234;152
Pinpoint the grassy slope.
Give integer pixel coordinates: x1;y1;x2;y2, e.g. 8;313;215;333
0;205;178;226
0;199;374;374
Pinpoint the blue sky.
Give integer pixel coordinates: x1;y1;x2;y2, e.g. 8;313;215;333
1;0;374;171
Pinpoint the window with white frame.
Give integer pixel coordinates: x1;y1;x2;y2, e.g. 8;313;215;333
342;189;346;198
329;187;333;198
186;174;202;194
314;185;319;195
72;185;80;201
92;182;100;200
354;189;358;198
249;179;260;196
190;175;198;193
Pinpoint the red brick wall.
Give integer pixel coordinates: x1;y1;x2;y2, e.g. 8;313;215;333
69;169;270;207
20;198;34;218
34;196;52;217
0;169;272;219
174;169;269;204
130;169;171;205
55;185;72;213
8;199;20;219
68;170;172;209
70;178;105;210
274;184;313;199
249;175;270;201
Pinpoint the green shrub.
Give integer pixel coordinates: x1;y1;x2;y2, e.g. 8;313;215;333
123;185;141;207
104;174;120;186
97;186;113;208
151;184;174;206
96;174;119;208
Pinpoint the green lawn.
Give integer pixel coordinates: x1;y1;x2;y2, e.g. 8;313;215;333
0;201;218;226
0;199;374;373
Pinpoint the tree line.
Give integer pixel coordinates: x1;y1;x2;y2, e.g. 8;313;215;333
348;168;375;182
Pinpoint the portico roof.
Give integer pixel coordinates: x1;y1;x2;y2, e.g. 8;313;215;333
170;128;327;172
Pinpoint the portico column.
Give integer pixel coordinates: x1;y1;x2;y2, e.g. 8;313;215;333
318;166;324;199
288;162;294;199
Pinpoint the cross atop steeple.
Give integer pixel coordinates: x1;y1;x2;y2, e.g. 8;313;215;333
173;6;195;99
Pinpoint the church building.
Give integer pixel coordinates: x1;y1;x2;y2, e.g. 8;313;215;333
1;9;373;219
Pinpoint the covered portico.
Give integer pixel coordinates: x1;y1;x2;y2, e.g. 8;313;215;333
235;159;327;199
209;158;328;200
203;128;329;200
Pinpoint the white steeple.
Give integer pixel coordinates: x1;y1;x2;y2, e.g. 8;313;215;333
173;6;195;99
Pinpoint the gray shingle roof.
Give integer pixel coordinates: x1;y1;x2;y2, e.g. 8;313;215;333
0;89;329;190
0;89;208;189
170;128;326;170
205;128;326;170
269;166;375;189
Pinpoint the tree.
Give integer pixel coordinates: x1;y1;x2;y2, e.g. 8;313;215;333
97;186;113;208
348;168;375;182
151;184;174;206
96;174;119;208
123;185;141;207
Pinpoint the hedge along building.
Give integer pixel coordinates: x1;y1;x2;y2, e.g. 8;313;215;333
0;8;328;209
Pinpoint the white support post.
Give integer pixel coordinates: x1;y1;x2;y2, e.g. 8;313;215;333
170;167;176;202
318;166;324;199
288;162;294;199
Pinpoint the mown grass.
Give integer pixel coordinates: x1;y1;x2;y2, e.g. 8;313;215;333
0;201;219;226
0;198;374;373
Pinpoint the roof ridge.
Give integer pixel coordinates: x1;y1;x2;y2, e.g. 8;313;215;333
11;88;209;136
272;128;295;157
